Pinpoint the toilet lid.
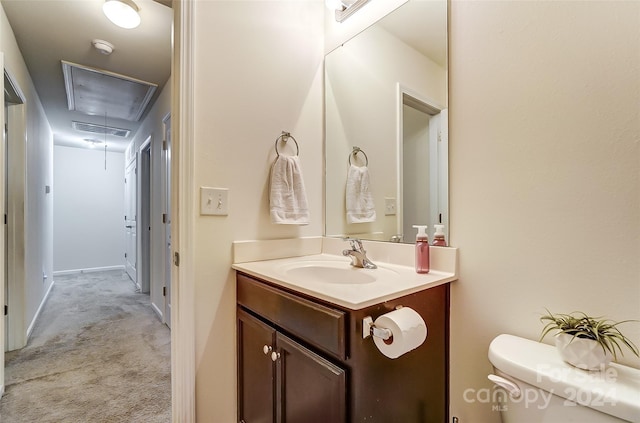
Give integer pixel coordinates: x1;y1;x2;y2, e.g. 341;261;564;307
488;334;640;423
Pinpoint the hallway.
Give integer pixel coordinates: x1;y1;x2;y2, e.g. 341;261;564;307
0;270;171;422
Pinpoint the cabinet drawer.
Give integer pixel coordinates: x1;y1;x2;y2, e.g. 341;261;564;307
237;273;347;360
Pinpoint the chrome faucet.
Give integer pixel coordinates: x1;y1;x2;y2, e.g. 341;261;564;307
342;238;377;269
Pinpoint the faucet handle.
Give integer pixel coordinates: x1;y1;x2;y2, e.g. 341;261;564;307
343;237;363;251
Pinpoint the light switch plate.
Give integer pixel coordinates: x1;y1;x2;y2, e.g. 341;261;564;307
200;187;229;216
384;197;397;216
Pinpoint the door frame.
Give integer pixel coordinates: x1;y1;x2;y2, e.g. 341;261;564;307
4;67;27;354
396;83;445;240
161;112;171;327
172;0;195;420
124;156;138;286
138;136;152;294
0;53;5;396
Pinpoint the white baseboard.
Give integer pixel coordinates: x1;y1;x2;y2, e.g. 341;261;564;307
53;265;125;276
26;280;55;340
151;302;164;320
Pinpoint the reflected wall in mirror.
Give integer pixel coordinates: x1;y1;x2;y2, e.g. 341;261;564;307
325;0;448;244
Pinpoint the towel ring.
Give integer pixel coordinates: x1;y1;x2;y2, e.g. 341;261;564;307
349;146;368;166
275;131;299;157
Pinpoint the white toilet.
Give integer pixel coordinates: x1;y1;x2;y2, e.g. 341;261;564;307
488;334;640;423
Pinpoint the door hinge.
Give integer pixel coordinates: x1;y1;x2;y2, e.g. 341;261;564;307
4;213;6;225
163;286;166;297
4;305;7;316
125;252;127;258
162;140;168;151
174;251;180;267
162;213;167;224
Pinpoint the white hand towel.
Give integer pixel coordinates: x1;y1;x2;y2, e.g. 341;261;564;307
270;155;310;225
346;164;376;224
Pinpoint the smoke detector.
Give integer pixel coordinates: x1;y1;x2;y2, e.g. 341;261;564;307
92;39;115;55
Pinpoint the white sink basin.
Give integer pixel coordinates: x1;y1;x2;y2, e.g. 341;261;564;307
276;260;392;285
232;252;458;309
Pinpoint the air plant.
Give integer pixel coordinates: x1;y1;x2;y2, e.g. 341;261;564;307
540;309;639;361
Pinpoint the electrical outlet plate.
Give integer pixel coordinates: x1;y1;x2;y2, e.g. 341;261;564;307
384;197;396;216
200;187;229;216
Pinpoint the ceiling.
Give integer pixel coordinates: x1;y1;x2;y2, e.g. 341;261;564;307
1;0;172;152
378;0;447;68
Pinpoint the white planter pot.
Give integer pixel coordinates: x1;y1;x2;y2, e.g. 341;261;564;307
554;333;612;371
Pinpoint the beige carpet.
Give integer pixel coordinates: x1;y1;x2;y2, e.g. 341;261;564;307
0;270;171;422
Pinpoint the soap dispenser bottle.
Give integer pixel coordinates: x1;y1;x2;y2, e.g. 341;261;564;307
412;225;430;274
432;224;447;247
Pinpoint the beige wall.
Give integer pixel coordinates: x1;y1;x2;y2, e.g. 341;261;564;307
191;2;324;420
0;3;54;346
449;1;640;421
53;146;125;273
187;0;640;421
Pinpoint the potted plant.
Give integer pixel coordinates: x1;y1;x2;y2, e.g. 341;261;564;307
540;310;639;371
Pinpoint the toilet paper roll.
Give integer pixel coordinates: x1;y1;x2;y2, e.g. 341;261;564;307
373;307;427;359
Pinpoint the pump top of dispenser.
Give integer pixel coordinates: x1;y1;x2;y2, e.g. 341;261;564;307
412;225;428;241
432;224;447;246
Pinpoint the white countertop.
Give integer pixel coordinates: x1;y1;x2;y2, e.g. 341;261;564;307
232;252;457;310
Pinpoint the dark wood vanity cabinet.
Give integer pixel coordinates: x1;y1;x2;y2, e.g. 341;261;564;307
237;272;449;423
238;308;347;423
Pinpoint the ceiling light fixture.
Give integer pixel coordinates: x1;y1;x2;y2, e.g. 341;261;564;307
84;138;104;148
103;0;141;29
326;0;371;22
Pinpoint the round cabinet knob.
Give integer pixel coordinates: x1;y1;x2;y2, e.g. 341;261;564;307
263;345;272;355
271;351;280;362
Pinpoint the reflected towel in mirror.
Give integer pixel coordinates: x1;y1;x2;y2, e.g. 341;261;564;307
346;164;376;224
270;155;309;225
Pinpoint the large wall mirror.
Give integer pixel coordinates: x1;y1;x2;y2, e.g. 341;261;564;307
325;0;448;244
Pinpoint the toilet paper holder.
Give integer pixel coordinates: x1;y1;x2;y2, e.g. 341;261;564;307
363;306;404;340
362;316;392;340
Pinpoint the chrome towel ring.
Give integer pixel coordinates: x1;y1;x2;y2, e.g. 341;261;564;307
349;146;368;166
274;131;299;157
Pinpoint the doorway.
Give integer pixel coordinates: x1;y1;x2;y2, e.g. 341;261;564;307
124;157;137;286
0;1;183;412
3;69;26;354
398;87;448;241
139;138;151;294
161;114;171;327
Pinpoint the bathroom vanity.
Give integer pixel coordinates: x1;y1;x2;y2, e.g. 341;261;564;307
233;242;457;423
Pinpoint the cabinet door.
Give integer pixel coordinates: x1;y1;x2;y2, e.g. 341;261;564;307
238;309;277;423
275;333;346;423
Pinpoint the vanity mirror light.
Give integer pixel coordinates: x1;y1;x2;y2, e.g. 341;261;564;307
324;0;448;244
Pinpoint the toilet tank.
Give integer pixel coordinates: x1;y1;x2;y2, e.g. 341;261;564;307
488;334;640;423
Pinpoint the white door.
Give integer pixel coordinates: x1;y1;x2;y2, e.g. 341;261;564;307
162;115;172;327
124;159;137;284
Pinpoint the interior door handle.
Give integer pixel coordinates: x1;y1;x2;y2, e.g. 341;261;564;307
125;225;133;228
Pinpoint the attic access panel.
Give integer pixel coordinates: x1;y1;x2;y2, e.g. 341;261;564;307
62;60;157;122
